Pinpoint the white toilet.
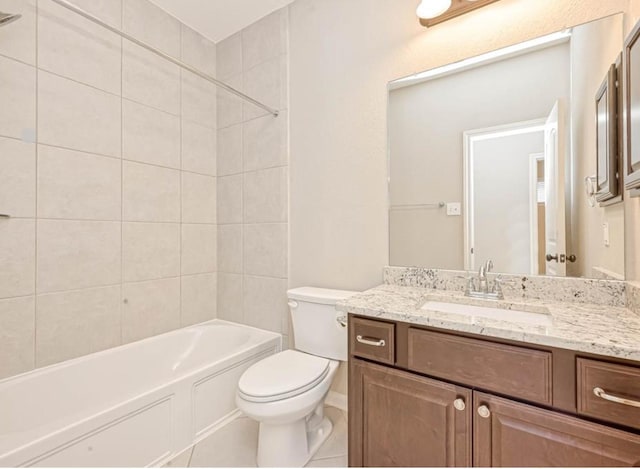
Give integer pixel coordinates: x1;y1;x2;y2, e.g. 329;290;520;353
236;287;357;467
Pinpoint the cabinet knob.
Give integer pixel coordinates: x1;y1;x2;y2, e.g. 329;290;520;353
453;398;466;411
477;405;491;418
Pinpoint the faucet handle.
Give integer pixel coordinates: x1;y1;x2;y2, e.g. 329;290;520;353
455;274;476;294
493;275;516;295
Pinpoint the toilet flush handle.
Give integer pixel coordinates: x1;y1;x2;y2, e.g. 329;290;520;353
336;315;347;328
287;300;299;309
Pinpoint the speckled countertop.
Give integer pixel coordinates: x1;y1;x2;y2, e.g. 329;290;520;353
337;284;640;361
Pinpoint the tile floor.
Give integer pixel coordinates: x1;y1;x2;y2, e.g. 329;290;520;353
164;406;347;467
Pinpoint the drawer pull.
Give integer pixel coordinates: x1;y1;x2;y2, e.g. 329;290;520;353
356;335;386;347
593;387;640;408
453;398;466;411
477;405;491;418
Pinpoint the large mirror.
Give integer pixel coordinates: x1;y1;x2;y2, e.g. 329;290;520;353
388;14;625;279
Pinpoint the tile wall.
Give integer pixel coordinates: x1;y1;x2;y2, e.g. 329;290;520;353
215;9;290;343
0;0;218;378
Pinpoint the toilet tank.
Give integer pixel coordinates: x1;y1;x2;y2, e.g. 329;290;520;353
287;287;358;362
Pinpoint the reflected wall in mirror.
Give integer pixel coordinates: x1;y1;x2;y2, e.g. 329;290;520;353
388;14;625;280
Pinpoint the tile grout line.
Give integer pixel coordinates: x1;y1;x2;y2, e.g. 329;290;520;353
179;23;184;327
120;0;125;346
33;0;40;370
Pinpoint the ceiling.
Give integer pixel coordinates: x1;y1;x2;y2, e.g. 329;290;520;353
150;0;295;43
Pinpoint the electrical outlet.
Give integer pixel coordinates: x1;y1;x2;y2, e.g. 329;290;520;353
603;222;610;247
447;202;461;216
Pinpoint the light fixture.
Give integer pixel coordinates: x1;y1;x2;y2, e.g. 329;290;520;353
417;0;501;28
416;0;452;20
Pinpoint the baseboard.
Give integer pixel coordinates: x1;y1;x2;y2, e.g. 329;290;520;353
325;391;348;412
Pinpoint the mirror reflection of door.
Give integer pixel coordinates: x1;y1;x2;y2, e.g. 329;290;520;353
464;120;546;275
544;100;567;276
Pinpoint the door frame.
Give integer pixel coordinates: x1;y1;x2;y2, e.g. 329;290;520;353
463;119;547;271
529;152;545;275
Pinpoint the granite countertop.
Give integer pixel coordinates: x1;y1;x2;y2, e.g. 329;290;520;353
337;284;640;361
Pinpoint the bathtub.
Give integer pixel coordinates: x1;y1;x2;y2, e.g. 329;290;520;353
0;320;281;467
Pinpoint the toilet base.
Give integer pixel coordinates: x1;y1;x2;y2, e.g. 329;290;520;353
256;405;334;467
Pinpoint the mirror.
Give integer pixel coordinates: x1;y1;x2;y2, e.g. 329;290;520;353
388;14;625;279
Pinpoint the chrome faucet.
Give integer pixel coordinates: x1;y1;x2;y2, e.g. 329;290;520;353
461;260;513;300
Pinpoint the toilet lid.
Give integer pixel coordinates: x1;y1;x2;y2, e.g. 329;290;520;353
238;350;330;403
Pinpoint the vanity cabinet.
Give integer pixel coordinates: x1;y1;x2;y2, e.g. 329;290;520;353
348;316;640;467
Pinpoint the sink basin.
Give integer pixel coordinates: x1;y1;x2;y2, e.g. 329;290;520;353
420;300;552;327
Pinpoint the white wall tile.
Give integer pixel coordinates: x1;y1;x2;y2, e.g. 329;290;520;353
123;222;180;282
37;145;121;220
123;0;180;57
0;0;36;65
36;285;121;366
217;174;243;224
123;161;180;222
217;73;243;129
181;25;216;77
243;275;287;333
217;273;242;323
182;71;217;129
216;32;242;80
123;41;180;115
182;224;217;275
123;99;181;169
182;172;216;223
37;220;121;293
38;70;121;157
244;223;287;278
0;296;35;379
0;56;35;140
217;124;243;176
38;0;121;94
217;224;242;274
243;111;288;171
242;10;287;72
243;55;287;121
0;219;35;299
0;137;35;218
182;121;216;176
122;277;181;343
244;167;288;223
181;273;216;326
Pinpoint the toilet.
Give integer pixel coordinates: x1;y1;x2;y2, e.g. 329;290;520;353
236;287;357;467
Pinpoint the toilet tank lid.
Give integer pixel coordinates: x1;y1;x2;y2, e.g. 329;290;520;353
287;287;359;305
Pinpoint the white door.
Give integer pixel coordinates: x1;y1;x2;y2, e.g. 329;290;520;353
544;101;566;276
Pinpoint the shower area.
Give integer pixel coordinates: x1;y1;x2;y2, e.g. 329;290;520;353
0;0;289;391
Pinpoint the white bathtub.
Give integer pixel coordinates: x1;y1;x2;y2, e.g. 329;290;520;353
0;320;281;467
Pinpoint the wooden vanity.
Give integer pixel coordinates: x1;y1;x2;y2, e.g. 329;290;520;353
348;315;640;467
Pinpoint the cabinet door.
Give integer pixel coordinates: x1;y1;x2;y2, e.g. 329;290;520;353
349;359;471;467
473;391;640;467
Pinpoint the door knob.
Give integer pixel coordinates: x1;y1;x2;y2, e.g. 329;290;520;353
453;398;466;411
546;254;558;262
477;405;491;418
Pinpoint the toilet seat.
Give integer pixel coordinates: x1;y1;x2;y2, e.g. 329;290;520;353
238;350;330;403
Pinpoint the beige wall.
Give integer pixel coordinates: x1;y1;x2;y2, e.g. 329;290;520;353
215;10;291;344
0;0;218;379
289;0;636;293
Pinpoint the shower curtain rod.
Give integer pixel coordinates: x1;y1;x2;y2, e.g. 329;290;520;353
49;0;280;117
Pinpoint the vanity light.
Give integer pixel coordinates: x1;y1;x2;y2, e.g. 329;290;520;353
416;0;452;20
417;0;500;28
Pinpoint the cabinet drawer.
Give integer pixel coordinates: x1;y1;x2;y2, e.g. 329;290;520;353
350;317;395;365
577;358;640;430
408;328;552;405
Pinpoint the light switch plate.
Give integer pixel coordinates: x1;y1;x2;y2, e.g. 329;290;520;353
603;222;610;247
447;202;461;216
